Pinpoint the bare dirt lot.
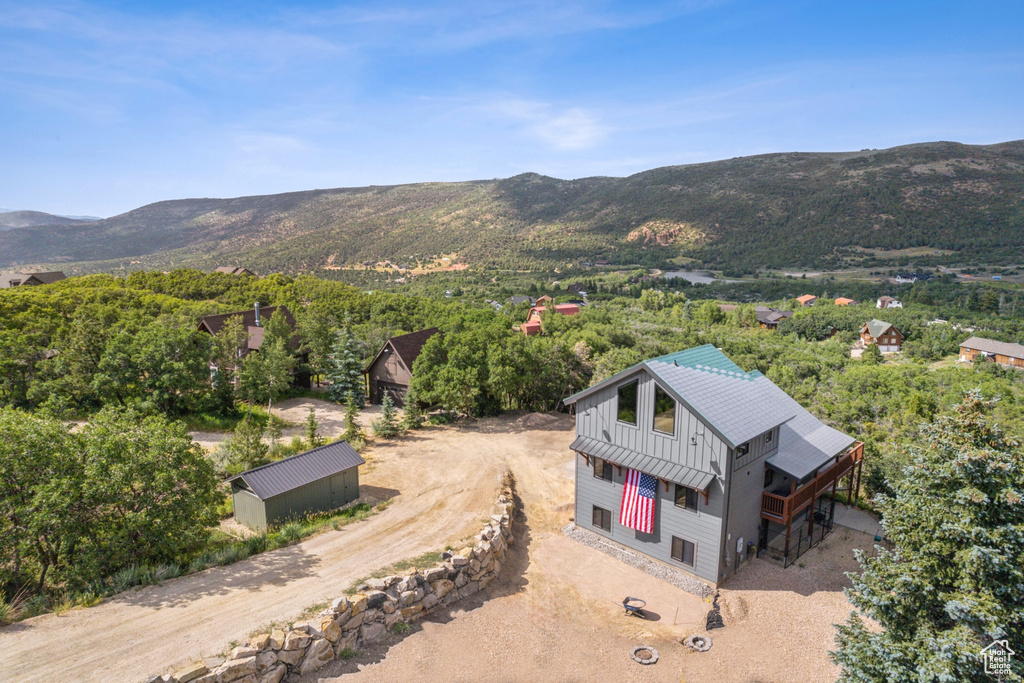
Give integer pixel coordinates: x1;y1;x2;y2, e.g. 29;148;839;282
3;405;872;683
0;410;571;683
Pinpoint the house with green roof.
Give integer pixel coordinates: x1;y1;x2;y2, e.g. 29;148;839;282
564;345;864;587
860;319;904;352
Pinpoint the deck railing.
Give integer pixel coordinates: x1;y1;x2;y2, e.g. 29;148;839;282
761;441;864;524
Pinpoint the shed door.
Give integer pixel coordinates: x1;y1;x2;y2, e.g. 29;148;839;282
375;380;407;407
330;472;346;508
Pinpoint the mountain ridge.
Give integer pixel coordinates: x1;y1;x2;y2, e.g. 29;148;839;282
2;139;1022;273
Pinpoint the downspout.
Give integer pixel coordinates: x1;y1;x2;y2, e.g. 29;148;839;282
719;445;734;583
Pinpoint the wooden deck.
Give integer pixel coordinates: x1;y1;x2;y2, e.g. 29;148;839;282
761;441;865;525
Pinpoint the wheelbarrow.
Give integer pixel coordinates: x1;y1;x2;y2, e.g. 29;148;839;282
622;596;647;619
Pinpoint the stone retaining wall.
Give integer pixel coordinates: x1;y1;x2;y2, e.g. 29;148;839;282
147;472;518;683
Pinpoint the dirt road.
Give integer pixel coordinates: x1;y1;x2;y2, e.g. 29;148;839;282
0;412;574;683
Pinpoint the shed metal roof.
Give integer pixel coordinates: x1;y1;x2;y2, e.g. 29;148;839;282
570;436;716;491
227;441;365;500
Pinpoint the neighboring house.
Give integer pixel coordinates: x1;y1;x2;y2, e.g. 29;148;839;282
860;319;904;352
595;259;611;266
959;336;1024;369
520;303;580;335
876;296;902;309
564;345;863;587
834;297;858;307
227;441;364;531
484;299;504;311
196;303;310;387
215;266;256;277
796;294;817;307
509;295;535;306
567;284;587;295
364;327;440;405
0;270;66;288
535;295;554;306
755;306;793;329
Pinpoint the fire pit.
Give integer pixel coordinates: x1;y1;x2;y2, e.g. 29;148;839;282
684;634;713;652
630;646;659;665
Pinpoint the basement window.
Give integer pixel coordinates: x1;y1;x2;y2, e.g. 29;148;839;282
592;506;612;532
617;380;638;425
671;536;696;567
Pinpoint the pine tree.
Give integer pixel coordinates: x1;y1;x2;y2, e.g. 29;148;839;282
371;393;401;438
326;323;364;404
305;406;324;448
342;392;363;444
831;391;1024;682
400;386;423;430
225;415;269;472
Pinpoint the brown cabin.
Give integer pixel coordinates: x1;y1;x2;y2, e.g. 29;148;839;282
959;336;1024;369
197;303;310;387
860;319;904;352
0;271;66;288
364;328;440;406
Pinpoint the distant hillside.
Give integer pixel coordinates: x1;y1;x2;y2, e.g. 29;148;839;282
2;140;1022;272
0;210;97;232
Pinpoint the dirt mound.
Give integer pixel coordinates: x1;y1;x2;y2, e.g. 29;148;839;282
514;412;567;430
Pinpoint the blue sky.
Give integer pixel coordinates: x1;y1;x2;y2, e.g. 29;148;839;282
1;1;1022;217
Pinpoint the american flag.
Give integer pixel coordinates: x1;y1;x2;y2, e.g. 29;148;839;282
620;468;657;534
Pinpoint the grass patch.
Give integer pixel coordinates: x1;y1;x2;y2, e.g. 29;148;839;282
345;549;446;595
390;621;412;634
338;647;358;660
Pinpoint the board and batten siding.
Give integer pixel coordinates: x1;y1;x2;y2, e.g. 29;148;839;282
573;369;728;585
232;487;268;531
574;453;723;584
575;371;730;475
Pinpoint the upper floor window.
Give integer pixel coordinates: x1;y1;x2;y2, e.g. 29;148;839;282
765;430;773;445
594;457;613;482
674;484;699;510
736;442;750;457
653;385;676;435
617;380;638;425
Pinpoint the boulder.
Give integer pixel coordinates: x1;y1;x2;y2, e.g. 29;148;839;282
469;559;481;573
291;621;322;638
365;578;387;591
381;600;396;614
365;590;387;609
334;608;351;625
396;575;417;593
258;664;286;683
230;646;258;660
399;590;417;607
320;617;342;643
454;572;468;588
430;579;455;598
349;593;368;615
144;676;170;683
255;651;277;670
423;566;447;583
283;631;311;651
480;574;494;589
249;634;271;652
451;555;469;568
275;648;304;667
362;608;380;624
492;559;501;576
331;596;350;614
334;630;358;656
174;662;209;683
400;604;423;619
384;610;403;627
213;656;256;682
269;629;285;650
361;621;386;642
298;638;334;676
342;611;365;631
204;658;226;670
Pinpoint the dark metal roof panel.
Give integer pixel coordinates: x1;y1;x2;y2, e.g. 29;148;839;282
569;436;715;491
227;441;365;500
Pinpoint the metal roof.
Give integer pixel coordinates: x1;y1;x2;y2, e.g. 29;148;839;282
762;380;856;481
570;436;716;491
863;319;895;338
961;336;1024;359
227;441;365;500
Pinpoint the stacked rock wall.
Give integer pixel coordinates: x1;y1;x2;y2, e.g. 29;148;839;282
148;472;517;683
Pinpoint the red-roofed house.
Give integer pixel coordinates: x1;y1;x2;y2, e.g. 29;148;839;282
520;303;580;335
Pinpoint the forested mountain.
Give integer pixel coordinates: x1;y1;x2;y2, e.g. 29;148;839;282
2;140;1022;273
0;210;97;232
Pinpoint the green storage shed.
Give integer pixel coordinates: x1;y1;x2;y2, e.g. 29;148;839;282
227;440;365;532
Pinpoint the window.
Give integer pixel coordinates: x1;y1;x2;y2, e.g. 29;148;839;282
764;468;774;488
617;380;638;425
674;484;699;510
592;505;612;531
736;442;750;457
765;430;773;445
593;458;613;482
671;536;695;567
652;385;676;435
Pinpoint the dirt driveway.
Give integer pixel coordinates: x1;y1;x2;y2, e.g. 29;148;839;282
0;411;572;683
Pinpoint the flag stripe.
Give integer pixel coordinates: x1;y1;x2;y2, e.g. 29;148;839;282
619;468;656;534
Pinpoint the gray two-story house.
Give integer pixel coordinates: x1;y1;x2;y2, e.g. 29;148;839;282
564;345;864;587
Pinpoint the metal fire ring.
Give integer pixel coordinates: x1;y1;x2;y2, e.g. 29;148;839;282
630;646;659;665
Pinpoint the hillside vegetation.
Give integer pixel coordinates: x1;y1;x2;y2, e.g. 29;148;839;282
2;140;1022;272
0;210;96;232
